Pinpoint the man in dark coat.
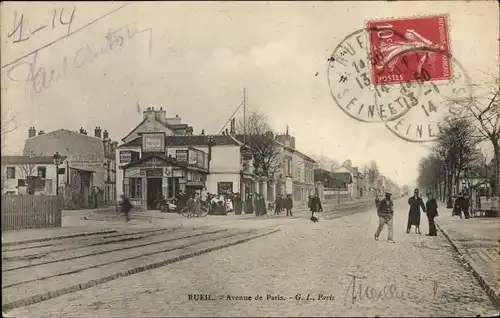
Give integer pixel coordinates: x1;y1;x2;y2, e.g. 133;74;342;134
120;194;133;222
285;194;293;216
234;193;242;215
309;192;322;222
425;192;439;236
407;188;426;234
244;194;254;214
455;193;470;219
274;195;281;215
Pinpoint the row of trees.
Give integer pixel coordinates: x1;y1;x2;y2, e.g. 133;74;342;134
417;76;499;205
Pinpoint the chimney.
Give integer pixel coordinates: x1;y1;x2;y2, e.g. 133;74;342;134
286;125;289;136
225;128;229;135
94;126;102;138
201;129;205;136
103;130;109;140
143;107;155;121
79;127;85;134
28;127;36;138
230;118;235;134
38;130;45;135
155;107;167;124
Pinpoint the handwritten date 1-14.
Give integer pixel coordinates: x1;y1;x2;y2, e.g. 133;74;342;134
7;6;76;44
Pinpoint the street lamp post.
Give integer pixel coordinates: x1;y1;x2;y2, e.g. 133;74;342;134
52;152;62;195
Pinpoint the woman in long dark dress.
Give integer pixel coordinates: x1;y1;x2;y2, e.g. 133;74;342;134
407;189;426;234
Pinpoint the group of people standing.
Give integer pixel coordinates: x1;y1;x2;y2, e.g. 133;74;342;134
274;194;294;216
452;193;471;219
374;188;440;243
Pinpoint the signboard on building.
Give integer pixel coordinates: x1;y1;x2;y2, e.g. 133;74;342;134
218;182;233;195
188;150;197;166
176;150;188;162
142;133;165;153
146;168;163;177
285;177;293;195
120;151;132;164
166;148;177;159
173;170;184;177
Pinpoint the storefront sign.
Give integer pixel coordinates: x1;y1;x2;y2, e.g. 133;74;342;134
146;168;163;177
173;170;184;177
188;150;197;166
125;167;141;178
120;151;132;163
218;182;233;195
186;181;205;188
176;150;188;162
142;133;165;153
166;148;177;159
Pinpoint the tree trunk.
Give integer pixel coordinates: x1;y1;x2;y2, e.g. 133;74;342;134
492;138;500;218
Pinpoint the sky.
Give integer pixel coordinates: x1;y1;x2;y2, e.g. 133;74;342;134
1;1;498;188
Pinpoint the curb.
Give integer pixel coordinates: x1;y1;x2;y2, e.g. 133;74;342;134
2;229;117;247
435;220;500;310
2;229;280;312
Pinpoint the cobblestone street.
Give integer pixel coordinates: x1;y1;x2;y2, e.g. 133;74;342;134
5;198;498;317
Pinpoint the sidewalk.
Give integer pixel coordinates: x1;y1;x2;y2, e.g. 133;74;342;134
436;214;500;309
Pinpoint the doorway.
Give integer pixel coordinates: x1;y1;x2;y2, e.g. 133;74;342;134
147;178;162;210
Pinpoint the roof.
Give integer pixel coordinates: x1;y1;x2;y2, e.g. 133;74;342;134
231;134;316;163
332;172;353;183
23;129;105;161
1;155;68;165
121;118;185;142
118;134;241;149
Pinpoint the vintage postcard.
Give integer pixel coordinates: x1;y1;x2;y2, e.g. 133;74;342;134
1;1;499;317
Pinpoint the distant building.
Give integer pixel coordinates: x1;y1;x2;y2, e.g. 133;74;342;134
232;125;316;205
1;155;68;195
22;126;117;208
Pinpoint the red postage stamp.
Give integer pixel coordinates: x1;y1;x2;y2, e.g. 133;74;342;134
367;15;451;85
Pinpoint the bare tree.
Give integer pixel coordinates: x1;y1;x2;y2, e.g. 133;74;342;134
1;107;18;149
417;154;443;195
235;110;281;181
17;163;37;180
435;117;482;198
447;75;500;204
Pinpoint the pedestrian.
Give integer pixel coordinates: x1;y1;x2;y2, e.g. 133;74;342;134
407;188;426;234
120;194;133;222
309;192;322;223
245;194;254;214
234;193;242;215
285;194;293;216
307;195;312;209
375;192;395;243
254;194;261;216
425;192;439;236
456;193;471;219
274;195;281;215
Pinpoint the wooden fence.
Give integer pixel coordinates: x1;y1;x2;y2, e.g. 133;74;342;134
1;195;62;231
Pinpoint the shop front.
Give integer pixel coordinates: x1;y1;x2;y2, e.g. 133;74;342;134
121;155;208;210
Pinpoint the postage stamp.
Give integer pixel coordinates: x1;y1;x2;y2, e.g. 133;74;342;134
367;15;452;86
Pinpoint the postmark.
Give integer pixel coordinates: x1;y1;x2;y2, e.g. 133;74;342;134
327;28;425;123
367;15;452;86
374;49;472;143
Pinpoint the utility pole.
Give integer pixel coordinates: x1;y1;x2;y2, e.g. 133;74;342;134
243;88;247;144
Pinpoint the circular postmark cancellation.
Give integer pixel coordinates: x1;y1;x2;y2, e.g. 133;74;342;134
328;14;472;143
367;15;472;142
327;27;426;124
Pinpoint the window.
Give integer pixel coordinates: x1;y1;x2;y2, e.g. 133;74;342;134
129;178;142;199
38;166;47;179
6;167;15;179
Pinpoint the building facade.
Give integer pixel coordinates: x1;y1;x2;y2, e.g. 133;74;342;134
21;127;117;208
1;155;68;195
